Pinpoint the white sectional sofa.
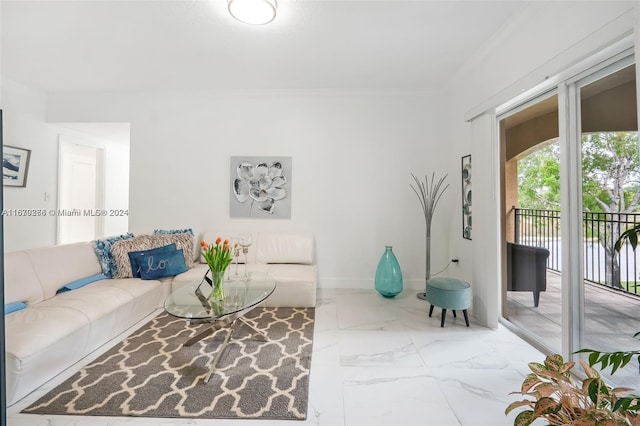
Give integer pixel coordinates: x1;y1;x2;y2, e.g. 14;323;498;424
3;231;316;406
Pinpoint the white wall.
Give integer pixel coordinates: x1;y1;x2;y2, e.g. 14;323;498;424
102;140;129;235
1;78;131;251
47;89;454;290
444;2;636;327
1;79;59;250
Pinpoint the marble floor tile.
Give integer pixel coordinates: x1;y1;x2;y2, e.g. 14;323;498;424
428;367;536;426
338;330;424;367
306;361;345;426
342;366;460;426
335;289;428;331
410;324;546;372
7;289;546;426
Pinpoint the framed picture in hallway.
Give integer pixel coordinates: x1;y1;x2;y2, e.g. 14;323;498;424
3;145;31;187
230;156;292;219
461;155;471;240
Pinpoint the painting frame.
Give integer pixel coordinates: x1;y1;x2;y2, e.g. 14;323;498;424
3;145;31;188
230;156;292;219
461;154;472;240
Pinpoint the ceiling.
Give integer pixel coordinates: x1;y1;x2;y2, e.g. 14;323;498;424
1;0;530;93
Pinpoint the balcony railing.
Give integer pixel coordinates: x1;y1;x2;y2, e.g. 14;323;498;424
514;208;640;296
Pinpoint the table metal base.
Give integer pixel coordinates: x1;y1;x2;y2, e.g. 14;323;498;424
416;292;427;300
184;316;268;383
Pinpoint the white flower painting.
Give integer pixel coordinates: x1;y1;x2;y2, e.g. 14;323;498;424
230;156;292;218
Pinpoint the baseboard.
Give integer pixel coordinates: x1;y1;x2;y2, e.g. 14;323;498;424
318;277;425;290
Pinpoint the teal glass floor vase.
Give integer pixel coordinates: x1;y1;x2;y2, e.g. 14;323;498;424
375;246;403;298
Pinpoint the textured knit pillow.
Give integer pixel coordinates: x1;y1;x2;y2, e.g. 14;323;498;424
153;228;194;236
111;233;195;278
93;233;135;278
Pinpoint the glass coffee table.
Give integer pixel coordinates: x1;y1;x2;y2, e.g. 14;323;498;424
164;272;276;382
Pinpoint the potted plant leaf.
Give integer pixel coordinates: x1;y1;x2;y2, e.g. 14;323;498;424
506;354;640;425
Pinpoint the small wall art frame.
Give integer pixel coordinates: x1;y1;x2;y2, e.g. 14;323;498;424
3;145;31;187
230;156;292;219
461;154;472;240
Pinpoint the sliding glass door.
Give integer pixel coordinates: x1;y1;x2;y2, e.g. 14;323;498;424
500;54;639;387
577;61;639;387
500;92;562;354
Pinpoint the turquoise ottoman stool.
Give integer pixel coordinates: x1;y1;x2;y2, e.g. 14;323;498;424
426;277;472;327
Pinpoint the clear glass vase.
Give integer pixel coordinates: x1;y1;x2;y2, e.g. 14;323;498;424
375;246;403;298
208;270;225;303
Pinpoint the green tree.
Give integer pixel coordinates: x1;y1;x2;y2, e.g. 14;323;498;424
581;132;640;213
517;141;560;210
518;131;640;288
582;132;640;288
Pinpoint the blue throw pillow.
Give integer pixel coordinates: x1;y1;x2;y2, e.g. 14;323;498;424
153;228;194;236
5;301;27;315
128;244;177;278
93;233;135;278
57;273;108;294
139;248;188;280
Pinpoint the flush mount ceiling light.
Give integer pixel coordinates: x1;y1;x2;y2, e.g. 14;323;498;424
228;0;277;25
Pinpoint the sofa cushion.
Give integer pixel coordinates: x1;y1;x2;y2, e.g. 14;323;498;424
106;278;165;312
128;244;177;278
5;306;91;358
256;232;314;264
111;233;195;278
39;283;135;323
93;232;135;278
5;305;93;405
27;242;104;300
4;251;45;305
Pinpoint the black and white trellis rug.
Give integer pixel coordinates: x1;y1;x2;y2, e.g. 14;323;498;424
23;307;315;420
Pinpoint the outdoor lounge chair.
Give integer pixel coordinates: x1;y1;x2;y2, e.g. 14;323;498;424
507;242;550;307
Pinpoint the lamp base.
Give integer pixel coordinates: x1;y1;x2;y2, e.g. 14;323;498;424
416;292;427;300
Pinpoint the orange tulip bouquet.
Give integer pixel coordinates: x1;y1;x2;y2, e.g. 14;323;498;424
200;238;234;302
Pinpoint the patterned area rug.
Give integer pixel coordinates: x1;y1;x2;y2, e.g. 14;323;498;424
23;307;315;420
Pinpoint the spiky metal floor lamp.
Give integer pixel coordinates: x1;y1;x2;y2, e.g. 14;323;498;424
410;173;449;300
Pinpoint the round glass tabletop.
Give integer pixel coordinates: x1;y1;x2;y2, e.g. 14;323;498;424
164;272;276;320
